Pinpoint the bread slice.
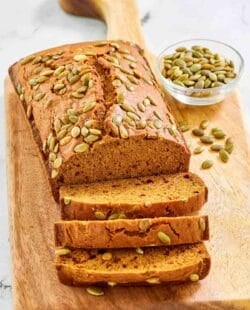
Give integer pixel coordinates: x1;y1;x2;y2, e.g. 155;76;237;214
55;215;209;249
55;243;210;286
60;172;207;220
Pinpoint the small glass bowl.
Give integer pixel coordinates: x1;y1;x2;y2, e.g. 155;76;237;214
157;39;244;106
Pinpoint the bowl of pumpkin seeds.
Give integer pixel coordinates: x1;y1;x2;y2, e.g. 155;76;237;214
157;39;243;105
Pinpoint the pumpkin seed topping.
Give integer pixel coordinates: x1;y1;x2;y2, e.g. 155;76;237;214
74;142;89;153
102;252;112;261
157;231;171;244
189;274;199;282
199;217;206;232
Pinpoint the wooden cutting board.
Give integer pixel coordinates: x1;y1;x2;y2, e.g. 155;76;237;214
5;0;250;309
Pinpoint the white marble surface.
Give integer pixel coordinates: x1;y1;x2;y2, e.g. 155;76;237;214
0;0;249;308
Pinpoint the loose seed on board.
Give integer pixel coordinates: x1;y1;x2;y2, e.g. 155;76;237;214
74;142;89;153
212;130;226;139
201;160;213;169
86;286;104;297
193;146;204;154
219;149;229;163
210;144;223;152
225;137;234;154
192;129;204;137
200;136;214;144
200;120;209;129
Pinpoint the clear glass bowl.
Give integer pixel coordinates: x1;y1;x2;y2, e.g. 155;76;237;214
157;39;244;106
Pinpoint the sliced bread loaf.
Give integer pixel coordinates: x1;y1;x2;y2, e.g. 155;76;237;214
55;215;209;249
60;172;207;220
55;243;210;286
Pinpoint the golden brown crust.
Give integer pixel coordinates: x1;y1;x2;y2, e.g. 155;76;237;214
9;40;190;200
60;172;207;220
55;243;211;286
55;215;209;248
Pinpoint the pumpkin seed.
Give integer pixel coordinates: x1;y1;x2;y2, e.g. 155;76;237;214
81;127;89;137
108;213;120;220
20;55;35;65
219;149;229;163
212;130;226;139
60;136;72;146
74;142;89;153
139;219;150;232
86;286;104;296
201;160;213;169
34;93;45;101
157;231;171;244
192;129;204;137
193;146;204;154
73;54;87;62
225;137;234;154
51;169;59;178
146;277;160;284
199;218;206;232
127;111;140;121
40;69;54;76
107;282;117;287
84;134;100;143
153;119;162;129
117;93;125;104
191;64;202;72
179;123;190;132
54;157;62;169
210;144;223;152
71;126;81;138
94;211;106;220
55;248;71;256
54;83;65;91
200;136;214;144
72;92;84;99
120;102;135;113
200;120;209;129
119;124;129;139
189;274;199;282
54;66;65;76
63;197;71;205
102;252;112;261
136;248;144;255
82;101;96;113
137;102;146;112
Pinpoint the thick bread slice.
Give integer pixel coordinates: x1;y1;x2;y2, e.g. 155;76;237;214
55;243;210;286
55;215;209;248
60;172;207;220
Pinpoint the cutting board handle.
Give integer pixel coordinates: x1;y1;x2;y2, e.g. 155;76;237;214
59;0;145;47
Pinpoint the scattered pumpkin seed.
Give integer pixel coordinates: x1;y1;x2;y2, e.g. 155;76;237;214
201;160;213;169
192;129;204;137
82;101;96;113
212;130;226;139
146;277;160;284
225;137;234;154
219;149;229;163
94;211;106;220
180;124;190;132
200;136;214;144
102;252;112;261
86;286;104;296
193;146;204;154
200;120;209;129
53;157;62;169
210;144;223;152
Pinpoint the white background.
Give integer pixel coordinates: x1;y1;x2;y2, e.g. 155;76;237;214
0;0;249;308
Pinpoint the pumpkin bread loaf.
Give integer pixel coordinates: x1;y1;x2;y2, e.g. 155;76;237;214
55;243;210;286
60;172;207;220
9;40;190;200
55;215;209;249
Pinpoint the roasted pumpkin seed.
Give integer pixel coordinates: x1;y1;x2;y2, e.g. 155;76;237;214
86;286;104;296
157;231;171;244
219;149;229;163
200;136;214;144
201;160;213;169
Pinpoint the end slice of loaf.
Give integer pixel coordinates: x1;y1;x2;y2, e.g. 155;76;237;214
60;172;207;220
55;215;209;249
55;243;210;286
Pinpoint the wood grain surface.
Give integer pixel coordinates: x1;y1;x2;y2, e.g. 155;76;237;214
6;0;250;309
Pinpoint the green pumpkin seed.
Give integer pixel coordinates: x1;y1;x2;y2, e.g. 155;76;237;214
201;160;213;169
60;136;72;146
193;146;204;154
200;120;209;129
120;102;135;113
190;64;202;72
86;286;104;296
94;211;106;220
81;127;89;137
74;142;89;153
84;134;100;144
71;126;81;138
200;136;214;144
194;80;205;89
219;149;229;163
119;124;129;139
157;231;171;244
225;137;234;154
136;247;144;255
34;93;45;101
63;197;71;205
180;124;190;132
210;144;223;152
117;93;125;104
189;274;199;282
199;218;206;232
146;277;160;284
108;213;120;220
192;129;204;137
73;54;87;62
82;102;96;113
55;248;71;256
53;157;62;169
212;130;226;139
54;83;65;91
